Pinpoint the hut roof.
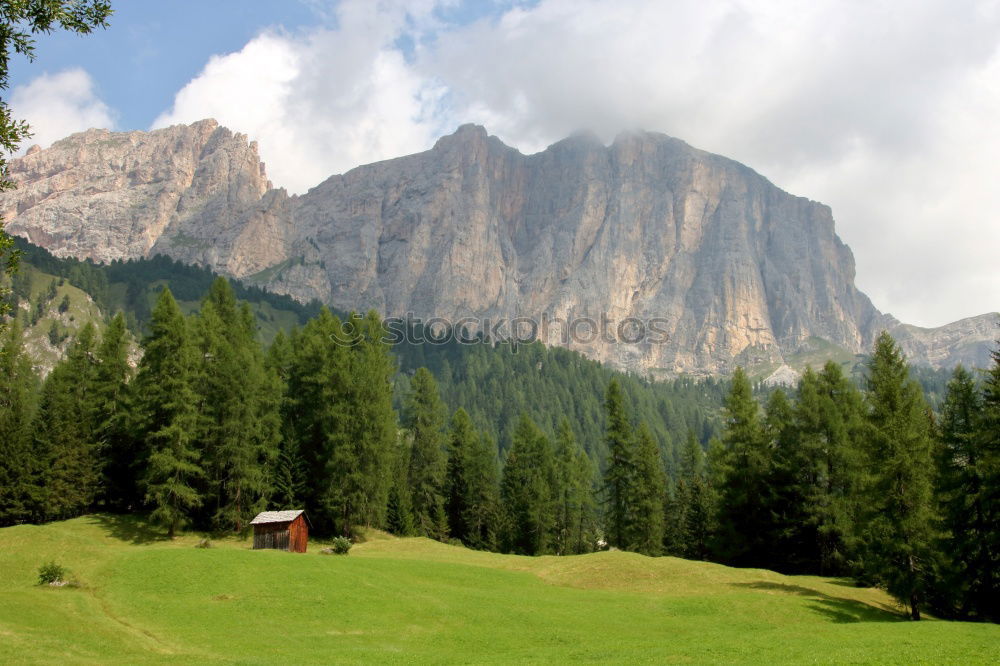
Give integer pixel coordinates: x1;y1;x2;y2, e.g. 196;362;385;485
250;510;304;525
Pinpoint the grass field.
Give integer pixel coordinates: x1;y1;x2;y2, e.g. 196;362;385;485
0;515;997;664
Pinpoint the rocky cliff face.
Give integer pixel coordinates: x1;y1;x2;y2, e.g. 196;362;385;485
3;121;995;374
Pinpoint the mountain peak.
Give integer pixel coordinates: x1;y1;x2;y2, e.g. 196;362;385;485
1;123;993;375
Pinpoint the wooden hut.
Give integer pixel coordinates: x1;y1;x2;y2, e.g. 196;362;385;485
250;510;309;553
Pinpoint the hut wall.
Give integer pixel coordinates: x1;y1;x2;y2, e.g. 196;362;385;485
288;515;309;553
253;522;291;551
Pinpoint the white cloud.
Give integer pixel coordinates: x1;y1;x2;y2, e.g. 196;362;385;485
152;2;450;194
153;0;1000;326
9;68;115;152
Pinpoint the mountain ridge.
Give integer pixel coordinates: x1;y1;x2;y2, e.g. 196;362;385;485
2;120;996;375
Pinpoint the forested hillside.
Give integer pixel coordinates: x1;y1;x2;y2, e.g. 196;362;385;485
1;238;727;462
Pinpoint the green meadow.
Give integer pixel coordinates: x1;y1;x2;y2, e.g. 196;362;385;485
0;515;996;664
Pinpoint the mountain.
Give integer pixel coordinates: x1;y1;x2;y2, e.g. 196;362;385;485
2;120;996;375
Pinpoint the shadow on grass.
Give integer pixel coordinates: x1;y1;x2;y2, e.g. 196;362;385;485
730;582;903;623
89;513;166;545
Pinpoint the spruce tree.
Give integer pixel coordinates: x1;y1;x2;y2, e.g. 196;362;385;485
462;428;501;550
603;379;634;549
405;367;448;539
386;427;415;537
713;367;772;566
287;309;347;533
314;311;397;536
272;440;307;509
861;332;936;620
669;430;713;560
445;408;478;543
973;346;1000;620
630;422;666;555
34;323;99;520
553;418;597;554
938;357;1000;620
386;483;414;536
0;320;39;525
501;413;555;555
92;313;136;510
193;279;278;532
134;288;203;538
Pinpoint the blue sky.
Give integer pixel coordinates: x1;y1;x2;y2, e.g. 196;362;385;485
5;0;999;327
8;1;515;132
10;2;318;131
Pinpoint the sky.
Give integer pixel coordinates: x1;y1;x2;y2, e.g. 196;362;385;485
6;0;1000;328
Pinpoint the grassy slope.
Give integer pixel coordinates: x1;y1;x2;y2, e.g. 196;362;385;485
1;517;997;664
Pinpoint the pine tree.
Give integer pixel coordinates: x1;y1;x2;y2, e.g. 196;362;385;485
405;367;448;539
34;323;99;520
630;422;666;555
0;319;40;525
501;413;555;555
603;379;634;549
92;313;136;510
860;332;936;620
713;367;772;566
134;288;203;538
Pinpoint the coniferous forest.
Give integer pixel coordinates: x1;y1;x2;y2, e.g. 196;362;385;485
0;260;997;622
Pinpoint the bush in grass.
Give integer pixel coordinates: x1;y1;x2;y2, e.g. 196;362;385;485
38;561;67;585
324;536;352;555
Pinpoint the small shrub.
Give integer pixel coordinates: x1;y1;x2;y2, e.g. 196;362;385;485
38;561;67;585
329;536;352;555
447;537;464;548
195;538;212;549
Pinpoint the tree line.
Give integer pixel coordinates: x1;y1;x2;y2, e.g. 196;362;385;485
689;334;998;622
0;278;996;622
